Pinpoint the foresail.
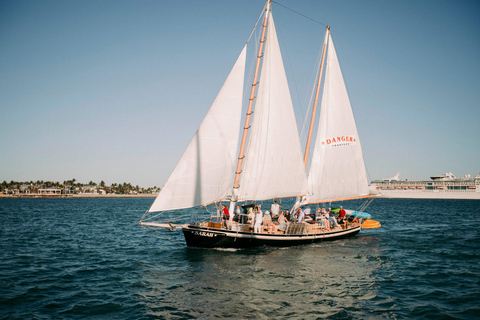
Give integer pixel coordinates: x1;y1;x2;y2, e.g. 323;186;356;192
307;33;369;203
238;13;308;201
149;46;246;212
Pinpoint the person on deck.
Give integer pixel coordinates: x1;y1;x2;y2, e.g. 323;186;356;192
337;206;346;228
247;207;255;225
277;210;287;233
254;205;263;233
323;208;331;230
222;204;230;229
234;205;241;223
285;209;291;222
297;207;305;223
271;200;280;218
263;211;275;233
316;208;324;226
327;208;339;229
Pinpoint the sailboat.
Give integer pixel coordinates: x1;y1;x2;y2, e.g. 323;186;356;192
139;1;379;248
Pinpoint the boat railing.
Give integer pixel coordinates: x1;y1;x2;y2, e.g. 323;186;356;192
285;223;309;235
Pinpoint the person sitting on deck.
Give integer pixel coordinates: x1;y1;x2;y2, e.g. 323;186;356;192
247;207;255;225
254;205;263;233
263;211;276;233
277;210;287;233
326;208;339;229
222;204;230;229
233;205;241;222
318;208;330;230
297;207;305;223
285;209;291;222
305;211;316;224
315;208;324;226
323;208;331;231
337;206;346;228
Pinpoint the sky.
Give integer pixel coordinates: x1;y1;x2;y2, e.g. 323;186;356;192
1;0;479;188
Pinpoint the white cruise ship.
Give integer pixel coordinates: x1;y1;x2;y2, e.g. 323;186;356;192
370;172;480;199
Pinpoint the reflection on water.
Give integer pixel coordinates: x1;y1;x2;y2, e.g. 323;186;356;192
140;236;385;319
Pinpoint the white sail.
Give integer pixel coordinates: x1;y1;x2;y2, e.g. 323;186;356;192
238;13;308;201
149;46;246;212
307;32;369;203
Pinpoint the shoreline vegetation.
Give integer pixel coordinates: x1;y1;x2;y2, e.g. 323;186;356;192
0;193;156;199
0;179;160;199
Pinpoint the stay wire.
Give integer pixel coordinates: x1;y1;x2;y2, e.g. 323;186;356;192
272;1;328;27
274;6;305;123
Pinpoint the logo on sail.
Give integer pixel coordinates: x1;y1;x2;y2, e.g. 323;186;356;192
321;135;356;147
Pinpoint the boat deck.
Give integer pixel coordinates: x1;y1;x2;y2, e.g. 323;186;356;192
201;220;359;235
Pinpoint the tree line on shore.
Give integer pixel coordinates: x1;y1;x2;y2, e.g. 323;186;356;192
1;179;160;195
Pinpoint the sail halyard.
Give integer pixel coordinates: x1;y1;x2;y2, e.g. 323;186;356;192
306;31;369;204
147;46;247;213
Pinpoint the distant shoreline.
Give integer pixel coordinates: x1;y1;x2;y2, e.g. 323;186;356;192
0;194;157;199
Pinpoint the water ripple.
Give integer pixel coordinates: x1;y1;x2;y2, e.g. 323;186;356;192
0;198;479;319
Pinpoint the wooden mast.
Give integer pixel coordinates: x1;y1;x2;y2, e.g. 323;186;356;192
232;0;270;190
303;25;330;168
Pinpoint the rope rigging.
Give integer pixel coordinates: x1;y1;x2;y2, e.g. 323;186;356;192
272;1;329;27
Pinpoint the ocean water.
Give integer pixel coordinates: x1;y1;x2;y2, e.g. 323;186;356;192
0;198;479;319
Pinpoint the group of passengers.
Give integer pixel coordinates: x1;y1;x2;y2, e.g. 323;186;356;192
222;201;348;233
298;204;348;230
225;200;288;234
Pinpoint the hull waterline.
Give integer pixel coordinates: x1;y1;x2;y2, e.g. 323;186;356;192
182;225;361;249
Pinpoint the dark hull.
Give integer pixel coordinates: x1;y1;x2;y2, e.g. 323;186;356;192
182;225;361;248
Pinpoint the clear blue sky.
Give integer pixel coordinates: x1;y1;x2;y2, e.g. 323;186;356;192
1;0;479;187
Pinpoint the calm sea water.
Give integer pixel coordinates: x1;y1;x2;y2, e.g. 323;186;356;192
0;198;479;319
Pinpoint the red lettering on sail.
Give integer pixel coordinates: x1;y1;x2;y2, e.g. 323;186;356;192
322;135;357;146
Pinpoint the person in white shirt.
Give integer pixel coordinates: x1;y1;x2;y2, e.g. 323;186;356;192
247;207;255;225
271;200;280;218
326;208;339;228
254;205;263;233
297;207;305;223
235;205;241;223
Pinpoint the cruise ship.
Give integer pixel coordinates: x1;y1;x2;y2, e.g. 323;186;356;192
370;172;480;199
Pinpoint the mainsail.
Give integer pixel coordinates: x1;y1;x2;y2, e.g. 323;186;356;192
148;46;246;212
238;12;308;201
306;32;369;203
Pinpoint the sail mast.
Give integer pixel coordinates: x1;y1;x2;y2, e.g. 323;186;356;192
303;26;329;168
232;0;271;190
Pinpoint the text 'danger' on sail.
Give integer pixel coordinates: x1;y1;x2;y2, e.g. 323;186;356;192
321;135;358;147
